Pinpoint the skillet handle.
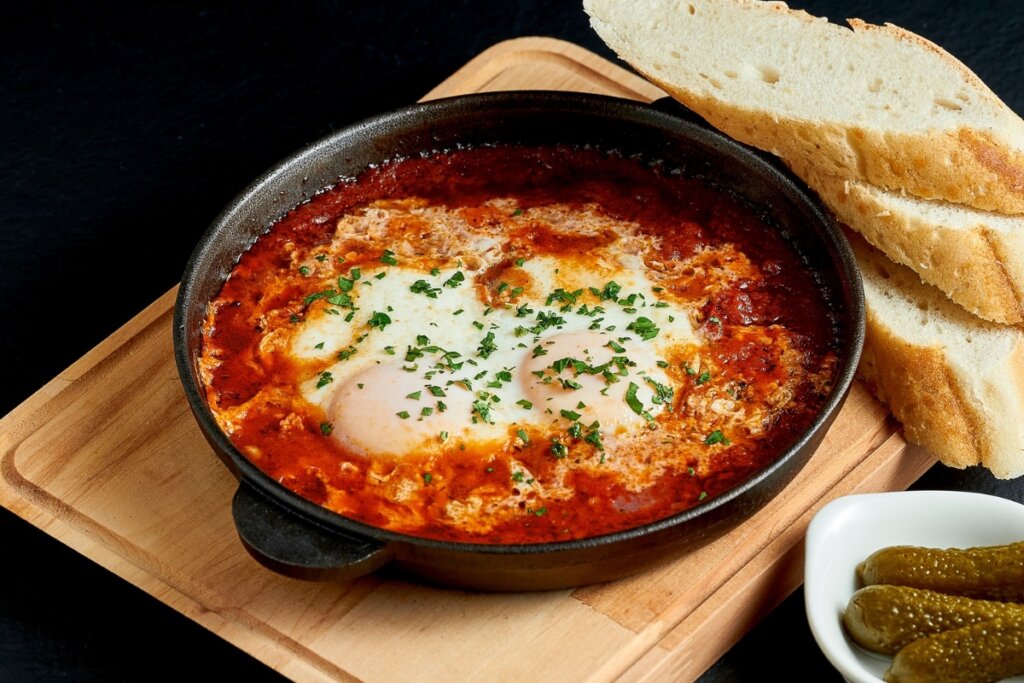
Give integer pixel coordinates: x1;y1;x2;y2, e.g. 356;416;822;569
232;482;392;581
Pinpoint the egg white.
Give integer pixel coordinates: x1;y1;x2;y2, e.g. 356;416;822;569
292;254;697;457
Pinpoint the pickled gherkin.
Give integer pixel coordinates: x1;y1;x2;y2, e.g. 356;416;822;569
885;614;1024;683
843;585;1024;654
857;540;1024;602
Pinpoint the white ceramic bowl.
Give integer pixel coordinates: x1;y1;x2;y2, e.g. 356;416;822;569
804;489;1024;683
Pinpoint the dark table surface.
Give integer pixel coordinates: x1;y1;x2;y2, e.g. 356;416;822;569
4;1;1024;680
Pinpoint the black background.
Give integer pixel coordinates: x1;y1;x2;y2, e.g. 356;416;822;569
3;1;1024;680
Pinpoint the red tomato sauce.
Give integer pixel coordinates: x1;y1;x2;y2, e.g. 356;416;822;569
201;145;840;543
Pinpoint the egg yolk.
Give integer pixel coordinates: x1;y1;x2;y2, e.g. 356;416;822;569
328;362;479;456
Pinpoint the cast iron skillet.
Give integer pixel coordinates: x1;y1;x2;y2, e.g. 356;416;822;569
173;91;864;591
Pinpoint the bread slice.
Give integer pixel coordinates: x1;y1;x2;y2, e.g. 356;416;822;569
584;0;1024;214
851;231;1024;479
793;163;1024;324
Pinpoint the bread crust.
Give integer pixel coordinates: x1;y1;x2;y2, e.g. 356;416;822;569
853;232;1024;479
794;165;1024;324
647;75;1024;215
857;312;982;470
587;0;1024;214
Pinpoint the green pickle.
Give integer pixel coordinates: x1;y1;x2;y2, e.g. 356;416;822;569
857;540;1024;602
843;585;1024;654
885;614;1024;683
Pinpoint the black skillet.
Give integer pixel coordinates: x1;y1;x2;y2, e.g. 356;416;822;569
173;91;864;591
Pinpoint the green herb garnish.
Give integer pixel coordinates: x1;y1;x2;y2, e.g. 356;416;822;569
626;316;660;340
704;430;730;445
367;311;392;330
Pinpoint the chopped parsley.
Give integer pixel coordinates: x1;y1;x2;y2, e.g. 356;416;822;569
624;382;643;414
472;396;494;424
626;316;660;340
319;422;333;436
477;331;498;358
443;271;465;288
591;281;621;301
367;311;392;330
410;280;441;298
379;249;398;266
546;287;583;308
316;371;334;389
624;381;654;422
606;340;626;353
645;377;674;407
704;430;731;446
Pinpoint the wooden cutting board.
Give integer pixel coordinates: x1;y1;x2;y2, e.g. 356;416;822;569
0;38;934;682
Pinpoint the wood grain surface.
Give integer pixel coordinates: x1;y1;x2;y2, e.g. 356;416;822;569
0;38;935;682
